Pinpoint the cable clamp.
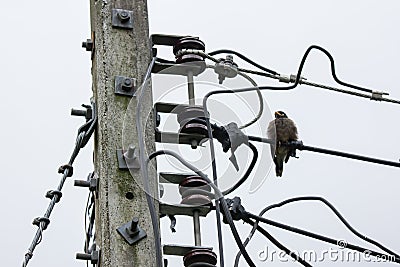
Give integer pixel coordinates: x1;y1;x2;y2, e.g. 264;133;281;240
221;197;248;223
58;164;74;177
45;190;63;203
370;91;389;101
278;74;306;84
224;122;249;171
32;217;50;230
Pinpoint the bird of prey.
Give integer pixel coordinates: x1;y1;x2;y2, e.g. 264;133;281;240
267;111;298;177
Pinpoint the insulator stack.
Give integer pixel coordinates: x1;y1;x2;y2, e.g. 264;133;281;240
183;248;217;267
173;37;206;63
179;176;212;205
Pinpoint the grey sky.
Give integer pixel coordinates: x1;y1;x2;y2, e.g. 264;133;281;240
2;0;399;266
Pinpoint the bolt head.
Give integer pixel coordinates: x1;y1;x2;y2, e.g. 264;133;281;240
118;11;130;22
121;78;133;91
82;39;93;51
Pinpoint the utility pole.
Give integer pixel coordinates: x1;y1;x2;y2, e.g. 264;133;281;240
88;0;158;266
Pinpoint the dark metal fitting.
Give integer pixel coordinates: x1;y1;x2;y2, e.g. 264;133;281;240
82;39;93;51
121;78;134;91
214;55;238;84
74;178;98;191
221;197;247;223
76;249;99;264
118;10;130;22
112;9;134;29
45;190;63;203
74;172;98;192
126;217;140;237
370;91;388;101
115;76;137;96
71;104;93;121
117;217;147;245
58;164;73;177
32;217;50;230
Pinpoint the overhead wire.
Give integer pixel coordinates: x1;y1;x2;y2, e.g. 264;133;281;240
200;44;400;266
243;219;313;267
236;196;399;265
245;211;400;264
208;49;279;75
236;71;264;129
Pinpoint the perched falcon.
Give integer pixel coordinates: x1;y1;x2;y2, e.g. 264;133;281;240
267;111;298;177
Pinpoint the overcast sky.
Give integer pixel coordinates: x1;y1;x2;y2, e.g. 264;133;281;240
2;1;400;266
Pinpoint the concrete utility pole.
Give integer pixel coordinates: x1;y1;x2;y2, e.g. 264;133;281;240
89;0;158;266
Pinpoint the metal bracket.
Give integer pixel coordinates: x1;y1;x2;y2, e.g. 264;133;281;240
160;203;211;217
117;217;147;245
112;9;134;29
74;172;99;198
117;145;141;169
115;76;137;96
163;244;213;256
76;246;100;264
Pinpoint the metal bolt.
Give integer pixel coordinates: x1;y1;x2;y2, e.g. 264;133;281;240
121;78;133;91
82;39;93;51
71;108;87;117
130;217;139;231
125;217;140;237
124;145;136;159
118;10;130;22
76;253;92;261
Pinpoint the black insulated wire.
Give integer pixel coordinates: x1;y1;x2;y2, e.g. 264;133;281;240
248;136;400;168
245;211;400;264
222;142;258;196
146;150;257;267
244;219;313;267
260;196;400;258
201;45;400;267
208;49;279;75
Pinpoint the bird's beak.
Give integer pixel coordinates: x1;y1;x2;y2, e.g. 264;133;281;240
275;111;282;117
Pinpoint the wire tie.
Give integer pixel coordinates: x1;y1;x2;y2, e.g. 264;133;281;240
32;217;51;230
45;190;63;203
58;164;74;177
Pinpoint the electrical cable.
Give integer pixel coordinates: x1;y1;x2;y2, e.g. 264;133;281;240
243;218;313;267
185;118;259;196
146;150;257;267
222;142;258;196
245;211;400;264
236;71;264;129
135;56;163;267
201;45;399;266
206;64;264;130
208;49;279;75
247;136;400;168
236;196;399;266
261;196;399;257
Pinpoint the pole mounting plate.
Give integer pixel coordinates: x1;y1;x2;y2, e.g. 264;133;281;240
115;76;137;96
112;9;134;29
117;220;147;246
